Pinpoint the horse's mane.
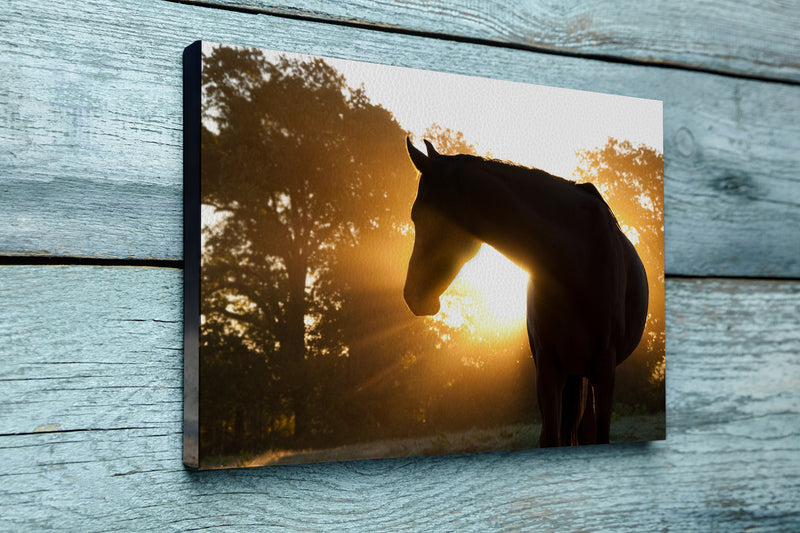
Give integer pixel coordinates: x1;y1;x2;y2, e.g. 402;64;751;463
455;154;621;226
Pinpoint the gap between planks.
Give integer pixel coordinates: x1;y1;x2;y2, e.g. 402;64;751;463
0;256;183;269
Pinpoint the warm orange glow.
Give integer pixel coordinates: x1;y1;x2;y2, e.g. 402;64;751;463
431;244;529;341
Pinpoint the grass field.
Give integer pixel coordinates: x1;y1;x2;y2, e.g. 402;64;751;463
202;413;666;469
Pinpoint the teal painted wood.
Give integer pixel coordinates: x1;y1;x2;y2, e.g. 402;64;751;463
0;266;183;436
1;266;799;530
2;0;799;531
1;1;799;276
190;0;800;82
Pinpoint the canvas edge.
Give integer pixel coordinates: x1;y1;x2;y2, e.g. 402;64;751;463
182;40;202;470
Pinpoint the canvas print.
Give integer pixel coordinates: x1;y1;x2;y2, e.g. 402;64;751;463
183;40;664;469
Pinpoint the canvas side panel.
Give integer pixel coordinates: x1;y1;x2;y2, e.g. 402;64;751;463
182;40;202;469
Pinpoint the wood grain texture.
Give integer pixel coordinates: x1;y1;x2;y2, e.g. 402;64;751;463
3;1;798;531
1;0;799;276
2;266;799;530
189;0;800;82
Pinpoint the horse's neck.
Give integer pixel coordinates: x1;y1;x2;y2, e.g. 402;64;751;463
446;162;588;277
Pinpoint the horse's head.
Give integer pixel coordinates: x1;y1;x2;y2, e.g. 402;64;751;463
403;138;481;316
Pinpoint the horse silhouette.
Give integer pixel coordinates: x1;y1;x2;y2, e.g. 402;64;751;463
403;138;649;447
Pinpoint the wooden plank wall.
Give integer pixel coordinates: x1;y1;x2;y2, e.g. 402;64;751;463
1;1;798;530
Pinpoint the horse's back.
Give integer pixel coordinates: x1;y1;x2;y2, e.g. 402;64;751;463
526;201;648;371
618;235;649;364
582;188;649;365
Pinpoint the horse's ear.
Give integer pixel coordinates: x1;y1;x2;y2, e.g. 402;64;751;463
407;137;430;174
423;139;439;158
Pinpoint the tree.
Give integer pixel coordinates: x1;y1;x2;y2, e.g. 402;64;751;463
575;138;663;276
199;45;418;451
416;124;481;157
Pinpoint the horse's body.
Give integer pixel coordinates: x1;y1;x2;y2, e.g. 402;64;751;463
403;139;648;446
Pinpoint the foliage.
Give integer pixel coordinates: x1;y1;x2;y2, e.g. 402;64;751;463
575;138;663;279
417;123;480;157
199;45;420;455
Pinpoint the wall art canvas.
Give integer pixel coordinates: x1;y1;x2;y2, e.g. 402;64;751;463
183;40;664;469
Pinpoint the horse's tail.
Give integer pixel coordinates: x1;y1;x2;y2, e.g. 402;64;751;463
560;376;587;446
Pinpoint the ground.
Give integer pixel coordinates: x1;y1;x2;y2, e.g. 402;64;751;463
201;413;666;469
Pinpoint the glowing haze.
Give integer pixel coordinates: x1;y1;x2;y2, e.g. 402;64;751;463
217;43;662;339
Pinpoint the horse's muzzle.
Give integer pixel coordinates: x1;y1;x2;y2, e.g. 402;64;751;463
403;287;440;316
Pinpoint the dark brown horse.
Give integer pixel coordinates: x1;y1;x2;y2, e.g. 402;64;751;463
403;138;648;446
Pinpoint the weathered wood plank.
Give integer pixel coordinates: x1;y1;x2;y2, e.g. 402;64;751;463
1;266;798;530
191;0;800;82
0;266;183;435
1;0;799;276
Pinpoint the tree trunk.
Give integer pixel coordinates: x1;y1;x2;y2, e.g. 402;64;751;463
284;246;310;444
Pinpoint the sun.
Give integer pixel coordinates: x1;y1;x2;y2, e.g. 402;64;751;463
433;244;529;339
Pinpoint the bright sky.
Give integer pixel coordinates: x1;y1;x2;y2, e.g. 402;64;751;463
246;45;662;178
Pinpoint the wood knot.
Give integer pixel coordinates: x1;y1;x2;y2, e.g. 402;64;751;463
713;174;759;199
